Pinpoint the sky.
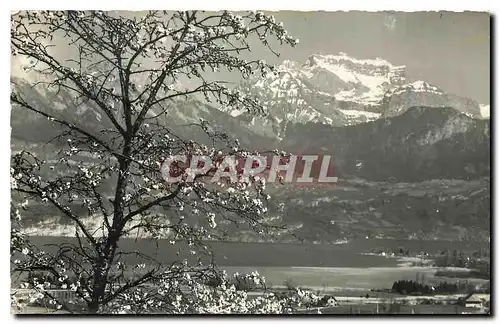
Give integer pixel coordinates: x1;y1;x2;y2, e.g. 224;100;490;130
11;11;491;104
252;11;491;104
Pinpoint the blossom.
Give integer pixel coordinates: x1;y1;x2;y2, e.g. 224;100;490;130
9;9;301;315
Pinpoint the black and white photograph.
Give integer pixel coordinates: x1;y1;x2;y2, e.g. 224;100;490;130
9;7;492;315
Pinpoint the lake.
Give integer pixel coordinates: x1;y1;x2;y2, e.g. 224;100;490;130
16;237;488;290
26;236;487;268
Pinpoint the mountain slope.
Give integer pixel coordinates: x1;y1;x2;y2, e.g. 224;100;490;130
225;53;486;139
11;52;490;243
282;106;490;182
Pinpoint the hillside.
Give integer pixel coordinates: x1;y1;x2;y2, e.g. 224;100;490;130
10;52;490;243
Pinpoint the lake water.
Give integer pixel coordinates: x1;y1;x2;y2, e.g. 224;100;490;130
17;237;488;290
27;236;487;268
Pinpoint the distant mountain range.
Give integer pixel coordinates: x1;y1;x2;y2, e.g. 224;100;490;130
221;52;489;139
282;106;490;182
11;52;490;143
11;52;491;242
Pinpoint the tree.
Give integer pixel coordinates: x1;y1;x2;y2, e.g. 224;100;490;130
10;10;302;314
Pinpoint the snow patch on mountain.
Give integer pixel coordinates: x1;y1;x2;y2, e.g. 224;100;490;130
339;109;381;125
387;81;443;96
417;114;475;146
303;53;406;105
230;108;246;117
480;104;490;118
12;55;39;83
22;215;173;238
226;52;412;137
228;52;485;139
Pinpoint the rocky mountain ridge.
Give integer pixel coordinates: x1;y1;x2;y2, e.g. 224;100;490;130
10;52;491;242
222;53;488;139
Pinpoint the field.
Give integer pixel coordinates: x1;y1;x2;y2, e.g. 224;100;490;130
223;266;452;291
224;266;489;294
13;237;490;315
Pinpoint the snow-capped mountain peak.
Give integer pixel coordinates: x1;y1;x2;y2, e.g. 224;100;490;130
386;80;443;97
248;52;410;107
227;52;485;139
305;52;405;72
480;104;490;118
279;59;299;70
301;53;406;105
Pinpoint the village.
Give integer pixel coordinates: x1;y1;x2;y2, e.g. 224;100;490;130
11;285;491;315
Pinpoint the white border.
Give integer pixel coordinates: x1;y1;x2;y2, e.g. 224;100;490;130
4;0;499;11
1;1;497;324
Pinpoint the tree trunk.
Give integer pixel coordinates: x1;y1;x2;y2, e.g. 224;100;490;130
88;257;107;314
87;140;130;314
88;299;100;314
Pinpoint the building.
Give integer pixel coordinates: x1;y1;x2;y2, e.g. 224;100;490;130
318;295;338;307
457;293;485;308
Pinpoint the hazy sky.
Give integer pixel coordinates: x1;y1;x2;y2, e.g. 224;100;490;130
12;11;490;104
258;11;490;104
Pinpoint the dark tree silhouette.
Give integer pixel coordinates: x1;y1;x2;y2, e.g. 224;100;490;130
10;10;302;314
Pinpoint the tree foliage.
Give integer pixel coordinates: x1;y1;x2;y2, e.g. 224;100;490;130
390;279;478;295
10;10;301;314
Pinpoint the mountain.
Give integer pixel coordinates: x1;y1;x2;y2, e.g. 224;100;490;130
20;176;491;243
282;106;490;182
224;53;486;139
155;97;278;150
380;81;482;118
11;76;111;143
10;52;490;243
272;177;490;242
480;104;490;118
10;75;274;150
11;52;489;146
